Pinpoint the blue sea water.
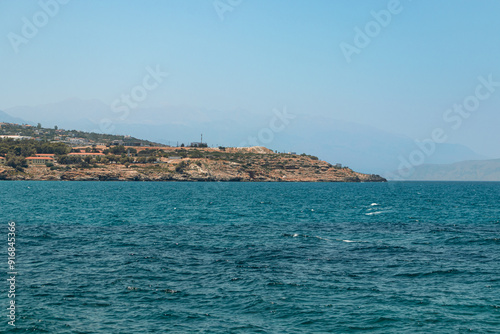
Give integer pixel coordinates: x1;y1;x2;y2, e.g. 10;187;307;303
1;181;499;333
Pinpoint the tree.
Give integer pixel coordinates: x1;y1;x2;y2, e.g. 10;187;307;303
109;145;126;155
54;125;58;130
37;123;42;129
120;157;130;164
107;155;118;163
175;161;187;173
6;156;28;171
57;155;82;165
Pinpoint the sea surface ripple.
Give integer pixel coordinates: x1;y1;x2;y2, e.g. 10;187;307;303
1;181;499;333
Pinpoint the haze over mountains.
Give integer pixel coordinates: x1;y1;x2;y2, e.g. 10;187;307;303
1;98;493;179
0;110;29;125
401;159;500;181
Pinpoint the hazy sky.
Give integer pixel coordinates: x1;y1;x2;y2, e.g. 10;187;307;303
1;0;499;157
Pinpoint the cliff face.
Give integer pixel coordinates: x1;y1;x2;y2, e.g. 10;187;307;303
0;152;386;182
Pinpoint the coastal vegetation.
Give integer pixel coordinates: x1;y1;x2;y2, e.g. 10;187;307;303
0;122;158;146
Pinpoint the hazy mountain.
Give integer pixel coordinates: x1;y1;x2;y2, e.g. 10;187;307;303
0;110;30;125
4;98;107;131
4;98;488;175
267;115;486;175
395;159;500;181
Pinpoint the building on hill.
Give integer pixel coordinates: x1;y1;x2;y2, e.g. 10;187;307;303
110;140;124;146
0;135;32;140
0;156;5;164
190;134;207;148
190;142;208;148
26;156;54;165
68;152;105;157
64;138;91;146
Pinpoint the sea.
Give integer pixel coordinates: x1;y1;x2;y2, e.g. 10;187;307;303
1;181;499;333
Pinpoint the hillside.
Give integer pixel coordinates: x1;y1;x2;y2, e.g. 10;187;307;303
0;125;386;182
0;145;385;182
0;122;160;147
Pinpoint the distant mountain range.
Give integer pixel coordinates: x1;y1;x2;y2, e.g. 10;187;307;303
1;98;493;178
0;110;31;125
394;159;500;181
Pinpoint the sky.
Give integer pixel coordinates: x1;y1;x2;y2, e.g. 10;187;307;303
1;0;500;158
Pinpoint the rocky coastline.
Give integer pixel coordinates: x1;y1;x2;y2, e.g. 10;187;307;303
0;152;386;183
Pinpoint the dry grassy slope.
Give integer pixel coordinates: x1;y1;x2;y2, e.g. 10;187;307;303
0;147;386;182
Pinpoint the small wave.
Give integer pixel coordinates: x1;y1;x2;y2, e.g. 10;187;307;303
333;238;366;243
365;211;383;216
282;233;329;241
370;203;379;206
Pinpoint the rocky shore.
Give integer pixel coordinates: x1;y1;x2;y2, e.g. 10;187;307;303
0;152;386;182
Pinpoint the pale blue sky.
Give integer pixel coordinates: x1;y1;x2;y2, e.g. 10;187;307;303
1;0;500;157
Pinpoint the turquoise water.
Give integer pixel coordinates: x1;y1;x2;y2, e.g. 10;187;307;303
1;181;499;333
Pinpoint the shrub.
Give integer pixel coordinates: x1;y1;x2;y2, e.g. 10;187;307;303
6;156;28;171
175;161;187;173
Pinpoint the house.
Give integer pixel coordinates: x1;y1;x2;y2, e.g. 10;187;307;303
35;153;55;158
68;152;105;158
26;157;55;165
0;156;6;164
